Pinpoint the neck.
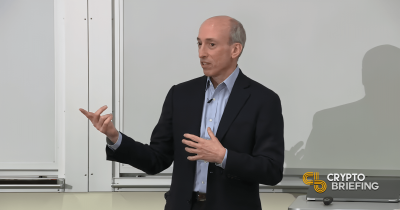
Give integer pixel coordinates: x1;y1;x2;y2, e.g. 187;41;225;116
210;63;237;88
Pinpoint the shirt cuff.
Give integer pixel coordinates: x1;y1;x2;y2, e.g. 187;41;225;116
215;149;227;169
106;132;122;151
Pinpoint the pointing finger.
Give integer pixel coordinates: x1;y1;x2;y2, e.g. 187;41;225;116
93;105;108;122
183;133;202;142
185;147;198;154
98;113;111;127
188;154;202;161
207;127;216;139
95;105;108;116
182;139;197;147
100;114;113;133
79;108;91;118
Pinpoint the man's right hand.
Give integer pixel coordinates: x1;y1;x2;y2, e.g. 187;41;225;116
79;105;119;143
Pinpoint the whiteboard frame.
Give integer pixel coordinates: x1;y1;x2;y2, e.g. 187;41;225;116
0;0;92;194
112;0;123;179
87;0;113;192
0;0;59;174
63;0;91;192
111;0;400;185
112;0;174;175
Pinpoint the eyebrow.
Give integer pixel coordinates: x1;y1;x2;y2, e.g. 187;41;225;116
197;37;217;42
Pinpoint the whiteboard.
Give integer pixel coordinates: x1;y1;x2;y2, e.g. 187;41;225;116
122;0;400;174
0;0;56;169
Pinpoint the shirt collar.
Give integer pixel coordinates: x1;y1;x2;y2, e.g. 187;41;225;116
205;65;240;93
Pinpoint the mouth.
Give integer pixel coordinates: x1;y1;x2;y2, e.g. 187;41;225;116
201;62;211;67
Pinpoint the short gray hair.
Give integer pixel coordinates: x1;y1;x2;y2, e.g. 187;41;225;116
229;18;246;58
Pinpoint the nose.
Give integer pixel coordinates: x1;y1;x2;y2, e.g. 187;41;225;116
198;44;207;58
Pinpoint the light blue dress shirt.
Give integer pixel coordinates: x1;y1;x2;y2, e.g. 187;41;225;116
107;65;240;194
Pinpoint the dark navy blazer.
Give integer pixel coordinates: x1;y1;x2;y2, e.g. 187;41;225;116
106;69;284;210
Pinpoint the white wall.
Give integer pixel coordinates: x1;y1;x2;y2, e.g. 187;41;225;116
121;0;400;174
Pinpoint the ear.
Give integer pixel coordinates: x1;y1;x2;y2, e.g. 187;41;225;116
231;43;243;59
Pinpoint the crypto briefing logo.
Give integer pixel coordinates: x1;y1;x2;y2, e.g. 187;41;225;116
303;172;327;193
303;172;379;193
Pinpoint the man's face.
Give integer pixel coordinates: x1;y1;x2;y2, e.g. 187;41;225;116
197;18;234;78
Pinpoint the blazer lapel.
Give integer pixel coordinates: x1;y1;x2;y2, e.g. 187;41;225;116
183;70;251;144
183;75;207;172
185;75;208;137
216;70;251;144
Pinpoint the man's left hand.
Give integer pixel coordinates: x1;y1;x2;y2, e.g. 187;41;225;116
182;127;226;164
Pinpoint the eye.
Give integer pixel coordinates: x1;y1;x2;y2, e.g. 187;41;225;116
210;43;215;47
197;42;202;46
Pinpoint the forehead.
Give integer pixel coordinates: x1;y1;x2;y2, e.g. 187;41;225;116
198;18;231;41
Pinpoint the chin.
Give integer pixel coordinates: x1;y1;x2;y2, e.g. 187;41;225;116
202;68;215;77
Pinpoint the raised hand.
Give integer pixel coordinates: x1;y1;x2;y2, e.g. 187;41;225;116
79;105;119;143
182;127;226;164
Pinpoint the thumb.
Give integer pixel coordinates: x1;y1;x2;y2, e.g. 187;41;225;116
207;127;218;141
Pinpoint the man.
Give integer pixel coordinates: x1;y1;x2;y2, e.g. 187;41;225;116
80;15;284;210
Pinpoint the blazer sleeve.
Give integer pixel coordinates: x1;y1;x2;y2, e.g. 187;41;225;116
105;86;175;175
224;93;284;185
